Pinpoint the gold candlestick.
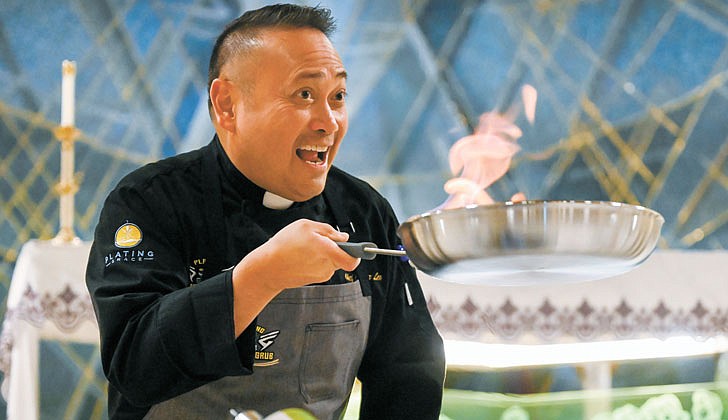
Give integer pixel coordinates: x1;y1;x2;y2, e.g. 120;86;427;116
52;125;81;244
52;60;81;244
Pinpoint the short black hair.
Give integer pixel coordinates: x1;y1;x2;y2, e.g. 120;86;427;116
207;3;336;110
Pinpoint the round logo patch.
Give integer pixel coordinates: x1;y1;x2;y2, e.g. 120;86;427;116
115;223;142;248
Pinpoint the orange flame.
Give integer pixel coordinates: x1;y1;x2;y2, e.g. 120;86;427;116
437;85;537;210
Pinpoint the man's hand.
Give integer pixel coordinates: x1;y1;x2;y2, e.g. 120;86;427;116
251;219;360;288
230;219;361;336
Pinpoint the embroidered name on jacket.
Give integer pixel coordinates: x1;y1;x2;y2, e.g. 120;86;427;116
254;325;280;367
105;249;156;267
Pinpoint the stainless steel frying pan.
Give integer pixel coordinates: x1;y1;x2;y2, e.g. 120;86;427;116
339;200;665;285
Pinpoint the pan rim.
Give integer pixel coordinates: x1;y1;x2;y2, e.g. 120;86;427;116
402;200;665;225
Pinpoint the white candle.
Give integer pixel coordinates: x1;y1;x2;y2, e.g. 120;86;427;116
58;138;75;238
60;190;74;232
54;59;79;242
61;60;76;126
61;139;74;183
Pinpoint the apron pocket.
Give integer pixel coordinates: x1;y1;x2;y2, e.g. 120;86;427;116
299;319;361;403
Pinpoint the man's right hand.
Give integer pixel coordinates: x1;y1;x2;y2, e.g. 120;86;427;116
230;219;361;336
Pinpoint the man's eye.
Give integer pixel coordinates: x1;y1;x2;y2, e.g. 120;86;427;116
334;91;347;101
299;90;312;100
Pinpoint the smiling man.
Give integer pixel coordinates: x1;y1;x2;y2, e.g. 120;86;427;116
86;4;445;420
212;26;349;203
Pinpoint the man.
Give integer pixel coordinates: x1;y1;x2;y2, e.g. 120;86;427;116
86;4;446;419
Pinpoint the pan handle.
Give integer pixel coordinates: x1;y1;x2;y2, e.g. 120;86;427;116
336;242;408;260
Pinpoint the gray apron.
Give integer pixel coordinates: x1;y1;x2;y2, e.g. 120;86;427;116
144;150;372;420
144;282;370;420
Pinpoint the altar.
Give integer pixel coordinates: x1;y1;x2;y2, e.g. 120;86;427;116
420;249;728;367
0;240;97;420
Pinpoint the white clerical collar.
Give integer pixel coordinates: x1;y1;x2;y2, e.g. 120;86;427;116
262;191;294;210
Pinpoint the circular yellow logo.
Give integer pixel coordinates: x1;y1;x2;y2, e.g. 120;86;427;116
115;223;142;248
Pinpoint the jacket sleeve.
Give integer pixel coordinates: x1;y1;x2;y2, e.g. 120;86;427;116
85;183;255;407
356;201;446;419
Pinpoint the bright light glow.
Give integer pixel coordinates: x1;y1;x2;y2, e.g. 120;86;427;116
445;336;728;369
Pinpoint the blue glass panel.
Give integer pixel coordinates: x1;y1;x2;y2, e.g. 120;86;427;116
635;13;726;105
547;153;610;201
451;5;518;114
358;0;405;23
183;33;214;79
341;37;427;176
124;1;162;57
551;37;593;85
610;2;669;72
162;135;177;157
417;0;468;53
5;1;92;113
152;50;187;104
175;82;199;138
567;0;621;53
389;84;466;176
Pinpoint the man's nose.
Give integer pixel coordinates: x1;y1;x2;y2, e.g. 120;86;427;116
310;102;339;134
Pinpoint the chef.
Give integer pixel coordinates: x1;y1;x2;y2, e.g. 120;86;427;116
85;4;446;420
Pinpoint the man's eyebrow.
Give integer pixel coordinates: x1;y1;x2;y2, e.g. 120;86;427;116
294;70;348;80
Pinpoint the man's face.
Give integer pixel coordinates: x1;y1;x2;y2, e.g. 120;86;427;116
223;27;348;202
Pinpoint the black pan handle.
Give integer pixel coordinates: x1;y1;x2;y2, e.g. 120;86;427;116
336;242;379;260
336;242;408;260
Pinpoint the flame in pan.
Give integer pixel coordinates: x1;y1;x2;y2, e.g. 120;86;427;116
437;84;537;210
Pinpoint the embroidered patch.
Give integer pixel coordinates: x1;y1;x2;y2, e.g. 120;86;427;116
114;222;142;248
188;258;206;285
106;222;155;267
368;272;383;281
254;325;280;367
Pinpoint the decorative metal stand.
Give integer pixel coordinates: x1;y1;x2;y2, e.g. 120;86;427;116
52;125;81;244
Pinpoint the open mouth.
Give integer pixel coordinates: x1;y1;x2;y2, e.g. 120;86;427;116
296;145;328;166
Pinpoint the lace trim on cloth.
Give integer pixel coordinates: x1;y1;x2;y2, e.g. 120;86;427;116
0;284;96;378
427;296;728;342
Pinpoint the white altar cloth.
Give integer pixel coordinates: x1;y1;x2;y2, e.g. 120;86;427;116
420;250;728;345
0;239;97;420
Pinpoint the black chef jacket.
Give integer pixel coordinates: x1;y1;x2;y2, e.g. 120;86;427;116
86;136;446;419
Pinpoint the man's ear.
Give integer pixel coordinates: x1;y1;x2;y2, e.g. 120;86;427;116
209;78;237;133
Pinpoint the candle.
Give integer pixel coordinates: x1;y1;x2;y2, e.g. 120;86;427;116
60;189;74;234
61;138;74;185
61;60;76;126
58;137;76;242
53;59;80;243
